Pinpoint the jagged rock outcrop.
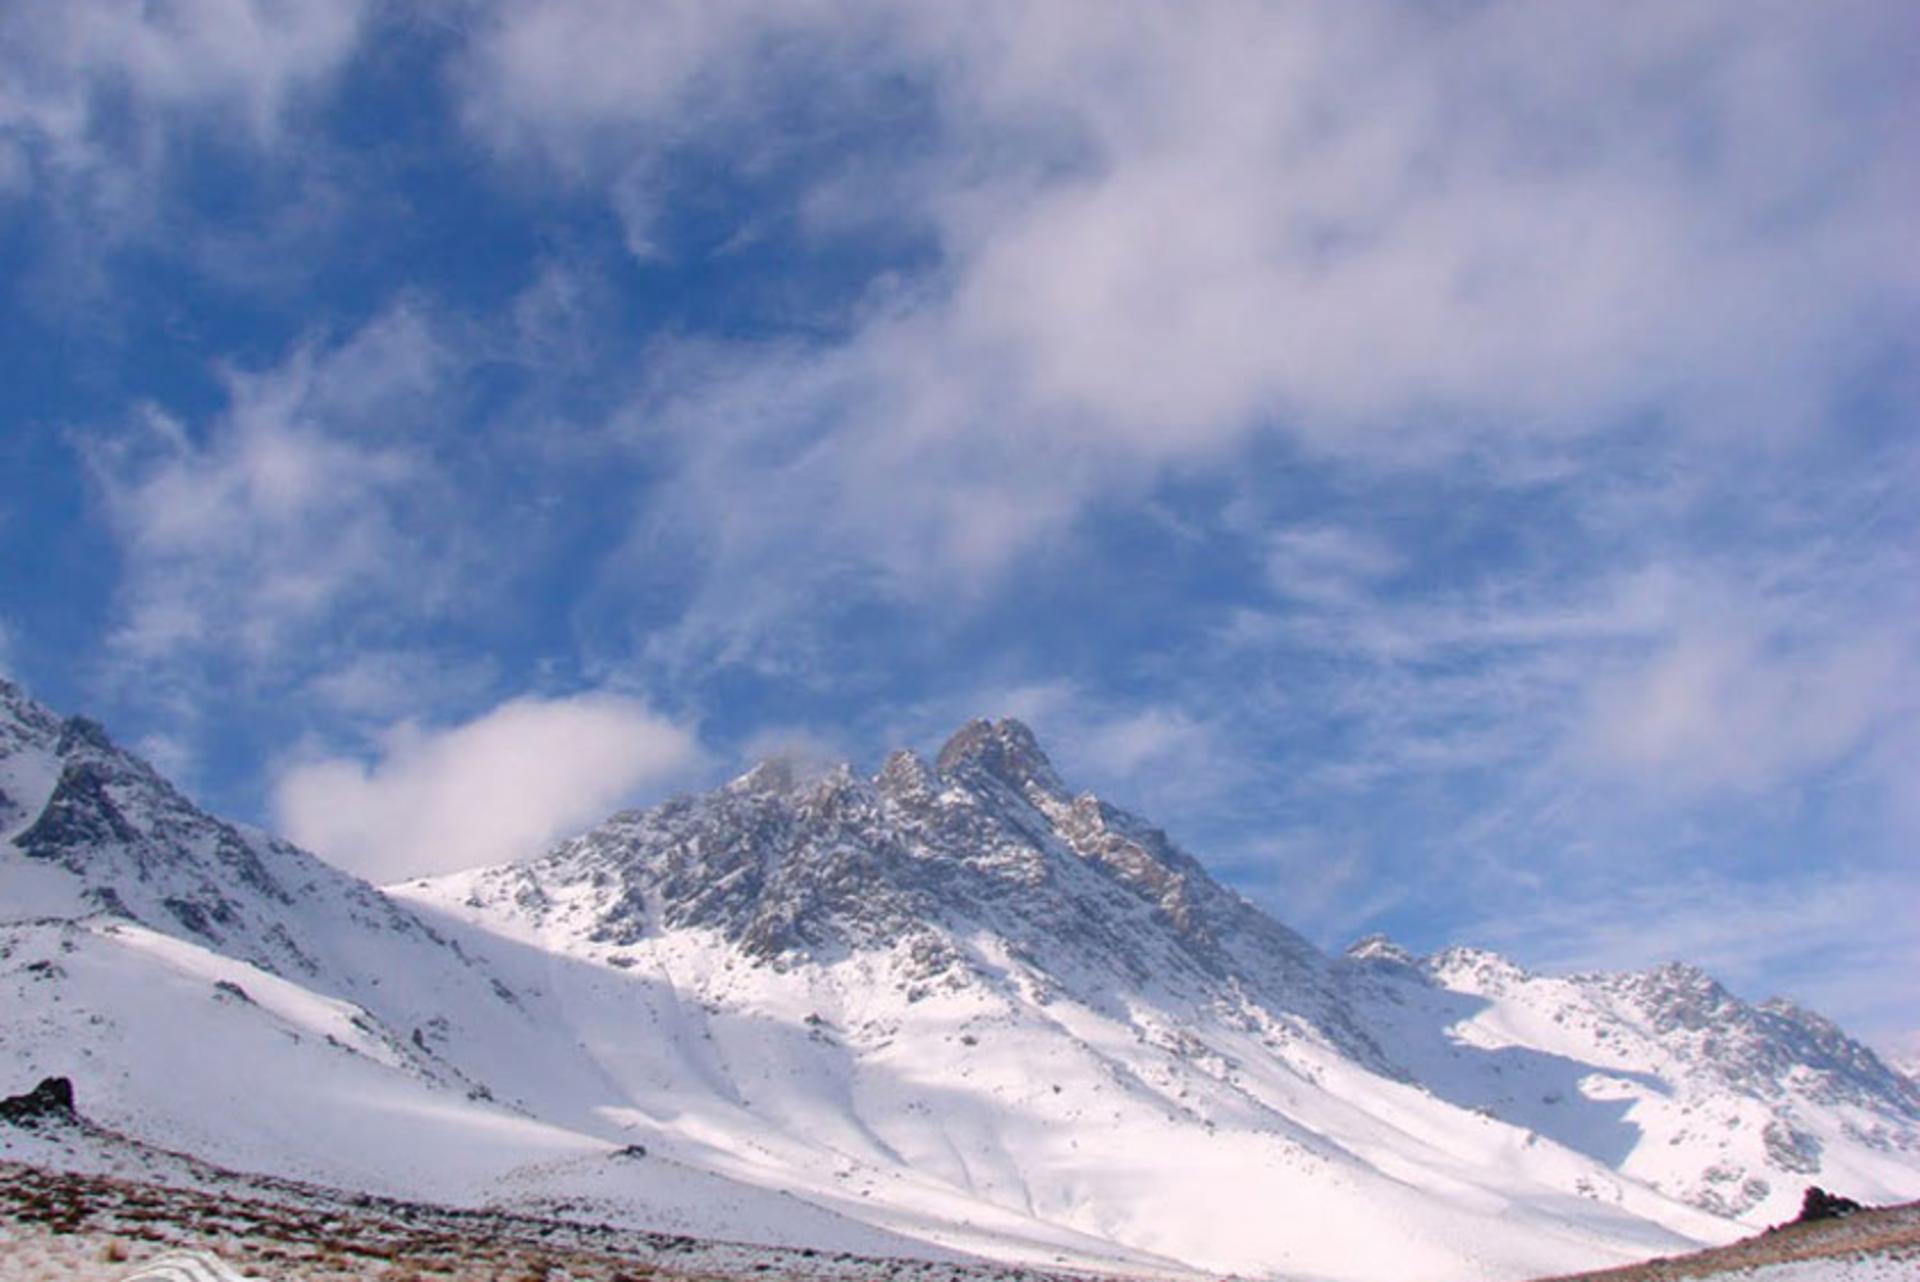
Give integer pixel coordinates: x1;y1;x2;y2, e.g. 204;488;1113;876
451;716;1343;1037
0;677;525;1106
1794;1186;1864;1222
0;677;472;981
0;1075;76;1127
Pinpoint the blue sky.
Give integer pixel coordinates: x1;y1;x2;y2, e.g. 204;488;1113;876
2;2;1916;1053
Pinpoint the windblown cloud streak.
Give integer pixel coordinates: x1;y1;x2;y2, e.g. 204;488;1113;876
459;0;1920;664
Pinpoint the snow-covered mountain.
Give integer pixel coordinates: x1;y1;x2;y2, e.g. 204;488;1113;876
1344;940;1920;1220
4;681;1918;1282
0;677;941;1260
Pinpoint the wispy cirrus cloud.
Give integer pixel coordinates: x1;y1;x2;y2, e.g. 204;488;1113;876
461;4;1918;1036
1241;547;1918;842
459;0;911;259
1581;621;1910;796
457;0;1919;675
0;1;368;236
5;0;1912;1044
0;1;364;173
84;305;452;682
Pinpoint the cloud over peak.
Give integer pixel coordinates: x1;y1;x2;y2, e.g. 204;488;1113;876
274;691;702;880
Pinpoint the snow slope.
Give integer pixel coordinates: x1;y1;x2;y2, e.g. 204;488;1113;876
5;682;1919;1281
0;678;991;1267
1344;940;1920;1225
387;717;1917;1279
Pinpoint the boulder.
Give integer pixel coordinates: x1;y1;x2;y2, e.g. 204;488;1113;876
1795;1185;1864;1222
0;1075;76;1126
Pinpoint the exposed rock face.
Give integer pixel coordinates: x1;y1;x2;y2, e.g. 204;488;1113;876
0;676;523;1106
934;717;1066;795
0;676;456;981
1606;965;1920;1116
0;1075;76;1126
1795;1186;1864;1222
457;717;1346;1039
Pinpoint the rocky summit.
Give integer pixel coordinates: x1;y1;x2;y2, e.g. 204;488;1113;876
468;717;1335;1021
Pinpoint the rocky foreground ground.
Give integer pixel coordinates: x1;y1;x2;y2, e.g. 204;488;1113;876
5;1154;1918;1282
0;1159;1093;1282
3;1072;1915;1282
1537;1197;1920;1281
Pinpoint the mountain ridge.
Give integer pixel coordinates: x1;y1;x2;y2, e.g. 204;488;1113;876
4;676;1918;1281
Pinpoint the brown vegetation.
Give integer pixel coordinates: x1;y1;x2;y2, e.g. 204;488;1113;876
1533;1199;1920;1281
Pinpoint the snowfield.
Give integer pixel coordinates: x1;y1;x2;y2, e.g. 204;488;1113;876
4;681;1917;1281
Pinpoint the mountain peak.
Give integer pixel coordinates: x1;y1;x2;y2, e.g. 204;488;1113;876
1346;934;1417;968
876;747;934;797
934;717;1064;795
55;714;116;758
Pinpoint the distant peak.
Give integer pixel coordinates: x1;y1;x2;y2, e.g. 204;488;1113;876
934;717;1065;795
0;677;62;738
1641;960;1721;991
876;748;933;794
1429;945;1530;983
1346;934;1417;968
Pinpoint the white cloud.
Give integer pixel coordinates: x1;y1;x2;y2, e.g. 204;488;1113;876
1264;526;1403;607
460;0;883;165
1073;706;1221;783
1226;517;1920;809
273;692;703;880
0;2;367;215
465;0;1918;675
913;2;1916;448
133;731;196;787
87;306;448;672
1582;623;1909;794
460;0;892;255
